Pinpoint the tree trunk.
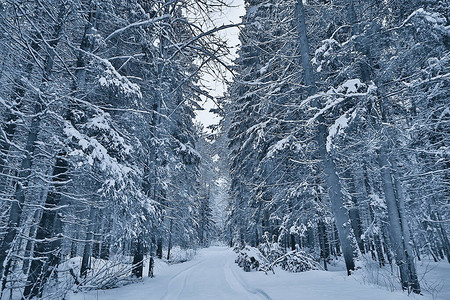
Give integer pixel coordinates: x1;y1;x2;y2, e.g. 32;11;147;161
436;214;450;263
374;233;386;267
391;159;420;292
381;224;393;267
378;147;420;293
318;133;357;274
148;236;155;278
0;5;65;288
80;207;96;278
70;230;79;258
347;172;365;254
156;237;163;259
21;210;41;275
0;39;39;189
132;235;144;278
318;220;329;270
369;206;386;266
148;255;154;278
0;103;43;285
23;154;68;299
294;0;356;274
290;233;296;251
166;219;173;261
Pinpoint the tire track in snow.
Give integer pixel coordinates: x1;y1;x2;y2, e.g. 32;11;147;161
223;261;252;299
224;260;273;300
161;259;206;300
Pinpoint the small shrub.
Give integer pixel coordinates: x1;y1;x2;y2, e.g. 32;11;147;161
273;250;322;272
235;246;271;272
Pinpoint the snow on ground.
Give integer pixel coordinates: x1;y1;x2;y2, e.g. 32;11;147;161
69;247;449;300
416;259;450;300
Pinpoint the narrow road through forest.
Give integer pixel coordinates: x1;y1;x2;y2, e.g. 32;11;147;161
160;247;271;300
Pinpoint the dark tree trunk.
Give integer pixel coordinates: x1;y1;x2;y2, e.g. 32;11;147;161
229;226;233;248
166;219;173;261
432;203;450;263
99;219;111;260
333;224;341;257
21;210;40;275
290;234;296;251
0;39;39;188
381;225;393;266
0;6;65;287
374;234;386;267
70;231;79;258
132;236;144;278
148;236;155;278
80;208;96;278
156;237;163;259
367;193;386;266
318;220;329;270
92;214;104;259
0;104;43;285
347;173;365;254
23;154;68;299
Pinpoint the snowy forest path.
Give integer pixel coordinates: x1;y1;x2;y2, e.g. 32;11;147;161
224;260;273;299
70;246;446;300
160;246;270;300
70;246;272;300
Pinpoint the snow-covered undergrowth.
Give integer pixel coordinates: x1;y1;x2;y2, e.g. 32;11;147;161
351;255;450;300
166;246;197;264
235;246;271;272
235;243;321;274
0;248;198;300
67;248;196;291
234;245;450;300
62;256;136;291
271;249;322;273
67;248;195;293
416;260;450;300
0;256;139;300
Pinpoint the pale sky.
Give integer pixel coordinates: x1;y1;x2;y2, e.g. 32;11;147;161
194;0;245;132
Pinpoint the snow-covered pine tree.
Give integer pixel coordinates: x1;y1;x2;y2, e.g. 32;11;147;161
0;0;228;297
227;0;448;291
